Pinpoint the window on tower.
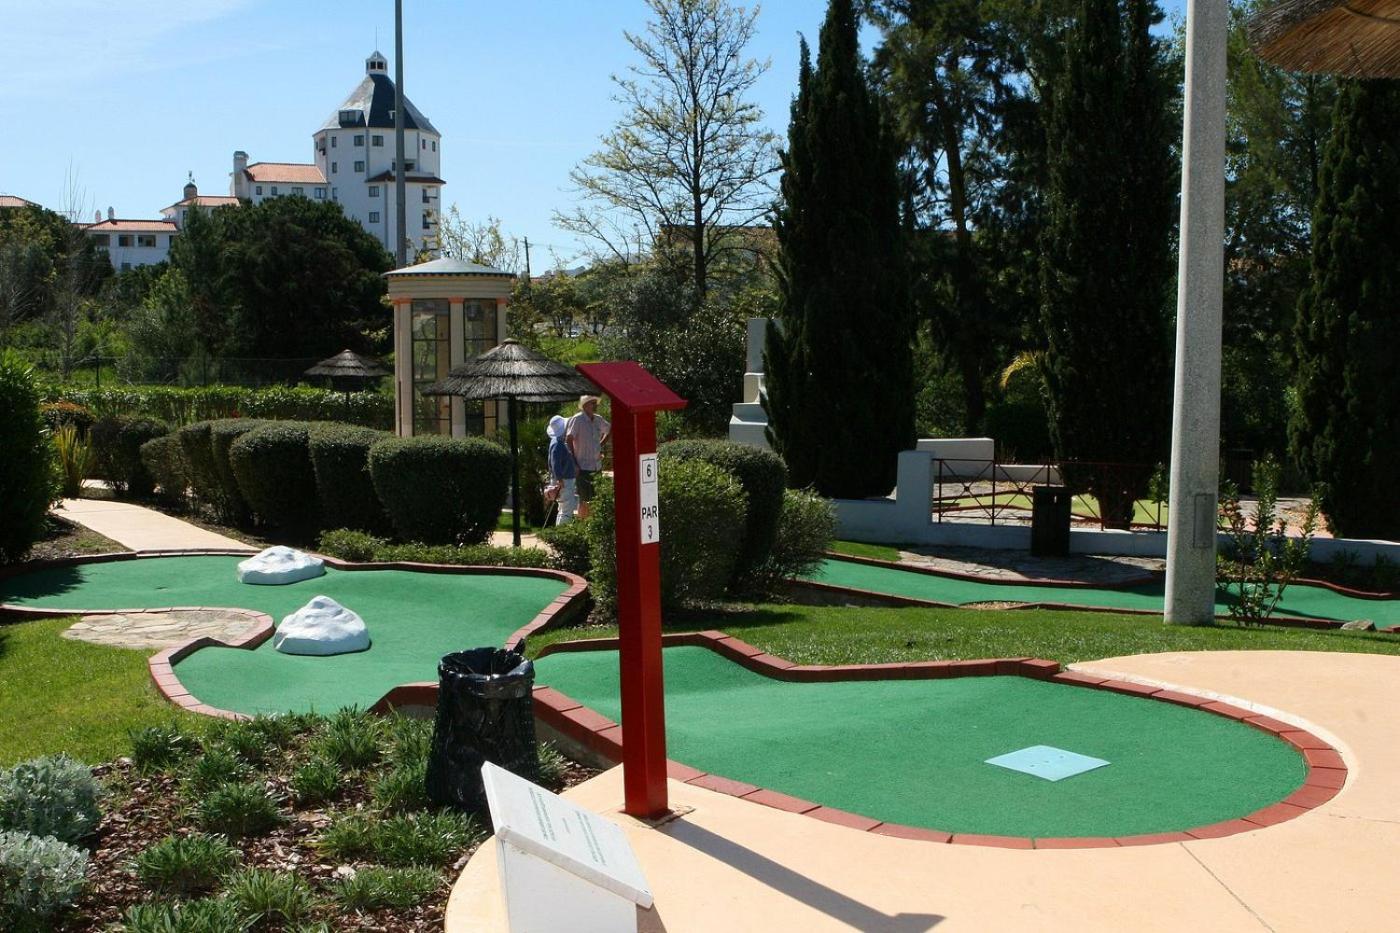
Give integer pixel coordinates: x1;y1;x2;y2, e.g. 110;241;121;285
421;189;429;203
372;135;384;147
354;160;365;172
369;211;381;223
432;140;436;151
369;185;381;198
331;162;337;174
331;136;337;148
354;134;364;146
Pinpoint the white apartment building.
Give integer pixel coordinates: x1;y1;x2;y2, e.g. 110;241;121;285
83;209;178;271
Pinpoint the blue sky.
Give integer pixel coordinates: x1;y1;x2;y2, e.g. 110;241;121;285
0;0;1185;267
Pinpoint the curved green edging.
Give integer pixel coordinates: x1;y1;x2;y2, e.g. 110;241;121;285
0;555;569;715
537;645;1306;838
809;558;1400;626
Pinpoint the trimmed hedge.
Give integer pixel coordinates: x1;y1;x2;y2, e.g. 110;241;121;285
537;521;590;577
0;353;54;564
368;437;511;544
659;439;786;590
208;419;267;523
317;529;553;569
587;460;748;618
39;401;95;437
308;423;391;533
139;435;189;505
41;384;392;429
176;422;224;517
229;422;319;532
90;416;168;496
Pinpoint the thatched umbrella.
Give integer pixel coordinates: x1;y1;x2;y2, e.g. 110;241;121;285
305;349;390;410
422;340;597;546
1250;0;1400;76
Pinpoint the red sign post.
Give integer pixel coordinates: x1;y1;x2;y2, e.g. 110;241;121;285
576;362;686;819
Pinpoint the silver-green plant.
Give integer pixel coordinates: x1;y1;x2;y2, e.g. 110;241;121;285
0;829;89;929
0;755;102;844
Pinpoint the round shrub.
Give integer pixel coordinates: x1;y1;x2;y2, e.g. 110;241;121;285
369;436;511;544
660;439;786;589
229;421;319;533
587;460;748;618
753;489;836;592
308;422;391;533
139;435;189;505
0;755;102;845
0;353;55;564
537;520;591;577
90;416;169;496
209;418;268;523
0;830;88;930
176;421;223;515
39;400;95;437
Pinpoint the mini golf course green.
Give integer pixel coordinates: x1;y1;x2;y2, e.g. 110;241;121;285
808;558;1400;626
537;645;1306;838
0;556;570;716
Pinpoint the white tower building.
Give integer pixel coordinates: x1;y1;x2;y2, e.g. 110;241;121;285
312;51;443;258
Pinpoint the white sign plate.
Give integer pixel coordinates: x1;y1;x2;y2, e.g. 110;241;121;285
482;761;654;907
639;453;659;545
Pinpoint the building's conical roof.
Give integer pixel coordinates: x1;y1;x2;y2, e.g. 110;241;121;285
322;64;438;134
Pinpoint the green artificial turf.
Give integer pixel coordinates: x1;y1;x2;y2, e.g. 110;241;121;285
537;645;1305;838
0;556;568;716
0;617;183;767
810;558;1400;626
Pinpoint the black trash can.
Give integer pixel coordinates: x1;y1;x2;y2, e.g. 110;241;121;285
1030;485;1072;557
425;647;538;811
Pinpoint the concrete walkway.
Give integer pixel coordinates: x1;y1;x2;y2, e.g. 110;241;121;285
448;650;1398;932
55;498;252;552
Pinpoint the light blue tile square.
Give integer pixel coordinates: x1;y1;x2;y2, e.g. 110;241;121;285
985;745;1109;782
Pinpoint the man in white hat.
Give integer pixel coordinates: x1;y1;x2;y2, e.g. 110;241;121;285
566;395;610;519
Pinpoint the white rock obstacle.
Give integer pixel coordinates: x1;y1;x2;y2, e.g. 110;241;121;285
274;596;370;656
237;546;326;586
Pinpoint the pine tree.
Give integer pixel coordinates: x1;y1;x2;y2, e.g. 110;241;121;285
764;0;915;498
1289;80;1400;539
1037;0;1175;525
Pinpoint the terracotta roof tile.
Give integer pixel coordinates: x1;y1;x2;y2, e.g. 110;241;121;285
83;219;179;232
245;163;327;184
0;194;39;209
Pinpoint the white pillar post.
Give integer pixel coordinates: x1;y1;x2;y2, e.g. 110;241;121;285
1165;0;1228;624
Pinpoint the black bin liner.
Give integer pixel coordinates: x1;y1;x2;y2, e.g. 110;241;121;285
1030;485;1072;557
425;647;538;811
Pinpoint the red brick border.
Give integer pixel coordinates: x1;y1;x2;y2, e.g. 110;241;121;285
0;550;589;722
799;554;1400;634
527;631;1348;849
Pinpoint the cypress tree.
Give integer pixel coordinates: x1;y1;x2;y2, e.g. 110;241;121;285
764;0;915;498
1289;80;1400;539
1037;0;1175;525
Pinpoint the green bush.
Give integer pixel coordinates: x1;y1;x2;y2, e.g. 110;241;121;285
316;528;380;562
195;782;283;839
659;440;786;589
0;755;102;845
39;400;95;436
516;416;552;527
0;830;88;931
333;866;440;911
308;422;390;533
129;723;200;774
229;421;319;532
121;897;244;933
133;833;241;898
753;489;837;592
313;709;384;770
52;423;94;498
587;461;748;618
0;354;57;563
140;434;190;505
289;758;340;806
180;747;252;797
90;415;168;496
316;810;479;867
369;436;511;544
538;742;569;791
222;868;314;927
384;714;432;770
316;528;554;568
371;760;429;814
207;419;267;523
42;383;393;429
176;422;226;517
537;520;591;576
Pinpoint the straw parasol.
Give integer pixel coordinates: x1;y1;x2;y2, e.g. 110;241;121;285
304;349;390;409
1250;0;1400;76
422;340;597;546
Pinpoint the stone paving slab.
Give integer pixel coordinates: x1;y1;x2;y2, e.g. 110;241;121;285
63;609;264;650
895;544;1164;584
54;498;252;552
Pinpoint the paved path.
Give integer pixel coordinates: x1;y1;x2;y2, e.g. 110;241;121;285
62;609;263;650
54;498;252;552
449;650;1397;932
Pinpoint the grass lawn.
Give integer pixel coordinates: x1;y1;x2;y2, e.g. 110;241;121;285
529;602;1400;666
829;540;902;562
0;617;188;767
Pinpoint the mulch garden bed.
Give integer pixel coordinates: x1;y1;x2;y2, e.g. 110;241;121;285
54;715;598;932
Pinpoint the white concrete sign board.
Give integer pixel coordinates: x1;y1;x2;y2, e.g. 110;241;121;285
483;762;652;933
639;453;660;545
